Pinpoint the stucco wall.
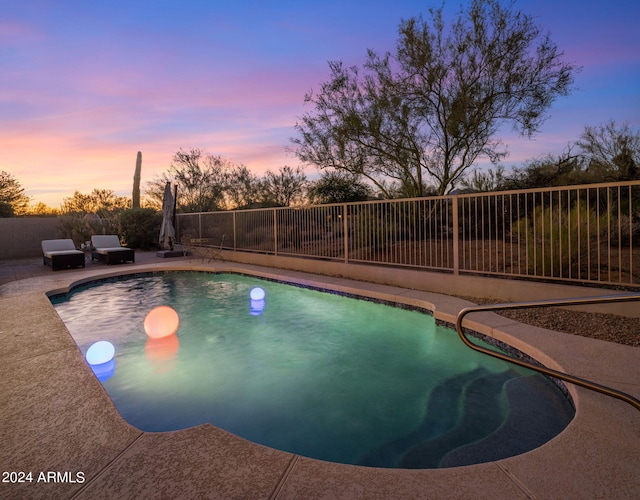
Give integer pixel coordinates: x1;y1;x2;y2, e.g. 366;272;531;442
0;218;61;259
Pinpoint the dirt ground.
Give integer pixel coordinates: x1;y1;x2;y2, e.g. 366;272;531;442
459;295;640;347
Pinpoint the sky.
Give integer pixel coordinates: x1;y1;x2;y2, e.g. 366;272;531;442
2;0;639;207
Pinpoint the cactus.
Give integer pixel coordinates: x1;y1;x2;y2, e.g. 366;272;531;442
132;151;142;208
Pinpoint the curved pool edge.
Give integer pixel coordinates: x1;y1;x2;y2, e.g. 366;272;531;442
1;260;639;499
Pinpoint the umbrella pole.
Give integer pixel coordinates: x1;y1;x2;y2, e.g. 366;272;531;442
172;185;177;250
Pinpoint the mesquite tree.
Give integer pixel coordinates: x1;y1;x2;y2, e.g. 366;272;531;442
262;166;308;207
576;121;640;181
292;0;578;196
146;149;229;212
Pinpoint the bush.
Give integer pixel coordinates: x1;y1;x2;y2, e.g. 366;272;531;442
58;215;118;248
608;212;640;247
516;203;601;277
117;208;161;249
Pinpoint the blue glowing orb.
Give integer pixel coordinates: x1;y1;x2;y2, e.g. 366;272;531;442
250;299;266;316
90;359;116;381
86;341;115;365
249;287;265;301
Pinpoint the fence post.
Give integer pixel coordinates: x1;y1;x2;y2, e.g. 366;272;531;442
232;211;237;251
452;195;459;275
343;203;349;263
273;209;278;255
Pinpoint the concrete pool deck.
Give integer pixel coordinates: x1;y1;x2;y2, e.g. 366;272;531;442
1;252;638;499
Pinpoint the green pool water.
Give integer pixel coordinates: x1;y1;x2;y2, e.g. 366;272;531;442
52;272;574;468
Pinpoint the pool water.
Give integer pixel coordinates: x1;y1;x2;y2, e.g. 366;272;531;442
52;272;574;468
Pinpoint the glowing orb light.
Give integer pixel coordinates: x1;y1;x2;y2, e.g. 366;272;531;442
144;306;180;339
145;334;180;361
249;287;265;301
250;299;266;316
85;341;115;365
91;359;116;381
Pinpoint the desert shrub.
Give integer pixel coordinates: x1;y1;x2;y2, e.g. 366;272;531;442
58;216;117;248
57;217;87;247
242;224;274;251
607;212;640;246
117;208;161;249
516;203;601;277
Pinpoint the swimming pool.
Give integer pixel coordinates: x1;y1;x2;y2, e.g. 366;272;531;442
52;271;574;469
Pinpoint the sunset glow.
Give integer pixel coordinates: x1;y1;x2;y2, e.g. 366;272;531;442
3;1;639;207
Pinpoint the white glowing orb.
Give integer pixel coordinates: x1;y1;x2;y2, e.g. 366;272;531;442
86;341;115;365
249;287;265;301
144;306;180;339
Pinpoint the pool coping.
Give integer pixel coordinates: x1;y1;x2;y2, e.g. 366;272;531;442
1;259;639;499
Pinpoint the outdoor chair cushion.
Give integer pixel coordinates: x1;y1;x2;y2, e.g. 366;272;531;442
91;235;125;249
41;239;82;257
93;246;132;255
90;235;135;265
41;239;85;271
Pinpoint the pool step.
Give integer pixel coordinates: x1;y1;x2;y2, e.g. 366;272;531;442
439;374;575;467
397;369;516;469
357;367;496;468
357;368;487;467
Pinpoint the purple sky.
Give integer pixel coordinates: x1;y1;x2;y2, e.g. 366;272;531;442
2;0;639;207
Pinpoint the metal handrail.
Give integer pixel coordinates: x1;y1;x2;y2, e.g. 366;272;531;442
455;294;640;411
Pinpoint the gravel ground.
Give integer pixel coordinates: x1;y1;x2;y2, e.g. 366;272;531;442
459;297;640;347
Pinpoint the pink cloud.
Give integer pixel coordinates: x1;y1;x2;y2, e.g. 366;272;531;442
0;19;43;44
4;111;299;207
5;1;636;208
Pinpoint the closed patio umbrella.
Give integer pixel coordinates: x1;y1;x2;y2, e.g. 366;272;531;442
159;182;176;250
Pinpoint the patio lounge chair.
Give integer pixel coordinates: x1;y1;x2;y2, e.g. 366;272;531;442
41;239;86;271
91;235;135;265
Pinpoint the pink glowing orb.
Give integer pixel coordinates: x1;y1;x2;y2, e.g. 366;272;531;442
144;306;180;339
